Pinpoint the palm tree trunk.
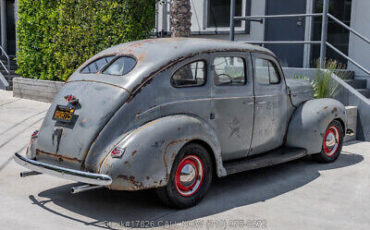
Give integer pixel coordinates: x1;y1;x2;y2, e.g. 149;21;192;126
170;0;192;37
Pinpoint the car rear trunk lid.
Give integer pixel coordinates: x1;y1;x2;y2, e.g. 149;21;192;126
36;81;129;169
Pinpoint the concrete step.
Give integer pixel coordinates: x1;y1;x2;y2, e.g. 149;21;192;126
358;89;370;98
345;79;368;89
2;74;19;89
0;69;17;75
334;70;355;79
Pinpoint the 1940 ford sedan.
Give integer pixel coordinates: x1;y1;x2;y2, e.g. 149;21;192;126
14;38;348;208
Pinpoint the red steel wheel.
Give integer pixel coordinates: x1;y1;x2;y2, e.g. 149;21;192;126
323;126;340;157
314;120;343;163
156;143;213;209
174;155;204;197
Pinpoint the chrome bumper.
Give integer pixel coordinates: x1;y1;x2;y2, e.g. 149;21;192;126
13;153;112;186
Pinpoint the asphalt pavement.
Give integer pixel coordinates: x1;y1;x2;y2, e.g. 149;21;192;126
0;90;369;230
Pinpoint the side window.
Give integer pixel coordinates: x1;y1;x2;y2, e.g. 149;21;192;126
255;58;281;84
81;56;115;74
213;56;246;86
171;61;206;87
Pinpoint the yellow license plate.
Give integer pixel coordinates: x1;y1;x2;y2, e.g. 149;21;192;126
53;105;75;123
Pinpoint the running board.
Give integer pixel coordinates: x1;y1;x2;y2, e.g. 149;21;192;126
224;147;307;175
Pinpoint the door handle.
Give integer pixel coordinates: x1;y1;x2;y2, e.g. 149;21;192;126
210;113;215;120
297;17;303;26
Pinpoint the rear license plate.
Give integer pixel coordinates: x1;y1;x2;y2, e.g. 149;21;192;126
53;105;75;123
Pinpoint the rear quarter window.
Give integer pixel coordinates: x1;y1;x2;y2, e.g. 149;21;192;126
171;61;206;88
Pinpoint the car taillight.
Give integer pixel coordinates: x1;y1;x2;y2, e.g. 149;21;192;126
31;130;39;138
111;147;125;158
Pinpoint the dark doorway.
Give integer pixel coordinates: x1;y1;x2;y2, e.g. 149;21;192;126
311;0;352;67
6;0;16;55
265;0;307;67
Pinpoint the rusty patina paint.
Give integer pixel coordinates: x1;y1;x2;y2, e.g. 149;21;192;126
29;38;346;193
36;149;82;164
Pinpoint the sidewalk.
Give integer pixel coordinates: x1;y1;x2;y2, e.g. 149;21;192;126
0;90;369;230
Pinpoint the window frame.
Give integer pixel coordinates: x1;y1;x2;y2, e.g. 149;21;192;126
204;0;251;34
212;55;247;87
170;59;208;88
254;57;282;85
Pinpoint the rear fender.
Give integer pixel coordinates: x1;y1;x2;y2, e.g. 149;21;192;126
286;98;346;154
99;115;226;191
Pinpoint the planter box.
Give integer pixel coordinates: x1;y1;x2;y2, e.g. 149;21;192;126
13;77;65;103
344;106;357;142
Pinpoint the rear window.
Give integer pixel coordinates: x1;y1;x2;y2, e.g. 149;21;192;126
103;56;137;76
81;56;115;74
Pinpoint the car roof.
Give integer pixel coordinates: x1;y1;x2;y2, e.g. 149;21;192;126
71;38;276;93
80;38;274;70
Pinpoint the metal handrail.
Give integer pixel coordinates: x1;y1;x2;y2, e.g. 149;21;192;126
234;13;323;21
0;45;10;74
326;42;370;75
327;13;370;45
0;59;9;74
229;0;370;77
244;41;321;45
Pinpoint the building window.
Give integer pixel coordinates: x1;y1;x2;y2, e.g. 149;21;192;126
171;61;206;88
311;0;352;67
206;0;251;33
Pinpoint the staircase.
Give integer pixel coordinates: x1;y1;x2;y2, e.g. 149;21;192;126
345;75;370;99
0;55;18;90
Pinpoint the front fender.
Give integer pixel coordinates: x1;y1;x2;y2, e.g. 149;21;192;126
99;115;226;191
286;98;346;154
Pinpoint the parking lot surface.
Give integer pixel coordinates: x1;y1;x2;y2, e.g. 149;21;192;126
0;90;369;230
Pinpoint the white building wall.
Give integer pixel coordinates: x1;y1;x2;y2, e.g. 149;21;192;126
348;0;370;76
157;0;266;41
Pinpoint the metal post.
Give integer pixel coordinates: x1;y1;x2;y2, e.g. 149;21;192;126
229;0;236;41
1;0;7;54
319;0;329;69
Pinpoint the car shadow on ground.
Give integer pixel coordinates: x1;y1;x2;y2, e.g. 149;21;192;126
30;152;363;229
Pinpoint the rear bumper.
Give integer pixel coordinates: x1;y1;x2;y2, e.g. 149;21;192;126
14;153;112;186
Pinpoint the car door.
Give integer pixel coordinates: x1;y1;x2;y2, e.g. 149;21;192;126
210;52;254;161
249;53;293;156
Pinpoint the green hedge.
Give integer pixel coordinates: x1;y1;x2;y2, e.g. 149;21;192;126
16;0;157;81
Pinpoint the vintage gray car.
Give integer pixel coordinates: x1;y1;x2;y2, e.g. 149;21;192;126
14;38;348;208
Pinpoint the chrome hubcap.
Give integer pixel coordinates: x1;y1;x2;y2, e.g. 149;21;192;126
175;155;204;197
324;126;340;156
179;164;197;185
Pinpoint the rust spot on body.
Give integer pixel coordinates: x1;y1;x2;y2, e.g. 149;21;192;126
36;149;82;163
131;150;137;156
117;175;144;189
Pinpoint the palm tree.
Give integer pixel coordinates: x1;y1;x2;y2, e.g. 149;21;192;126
170;0;192;37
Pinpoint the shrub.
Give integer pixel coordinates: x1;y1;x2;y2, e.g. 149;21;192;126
312;60;349;98
16;0;157;81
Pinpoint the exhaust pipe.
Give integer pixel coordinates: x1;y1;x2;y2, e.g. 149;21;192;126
71;184;104;194
20;171;42;177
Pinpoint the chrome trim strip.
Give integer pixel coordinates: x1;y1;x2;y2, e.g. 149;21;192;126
14;153;112;186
